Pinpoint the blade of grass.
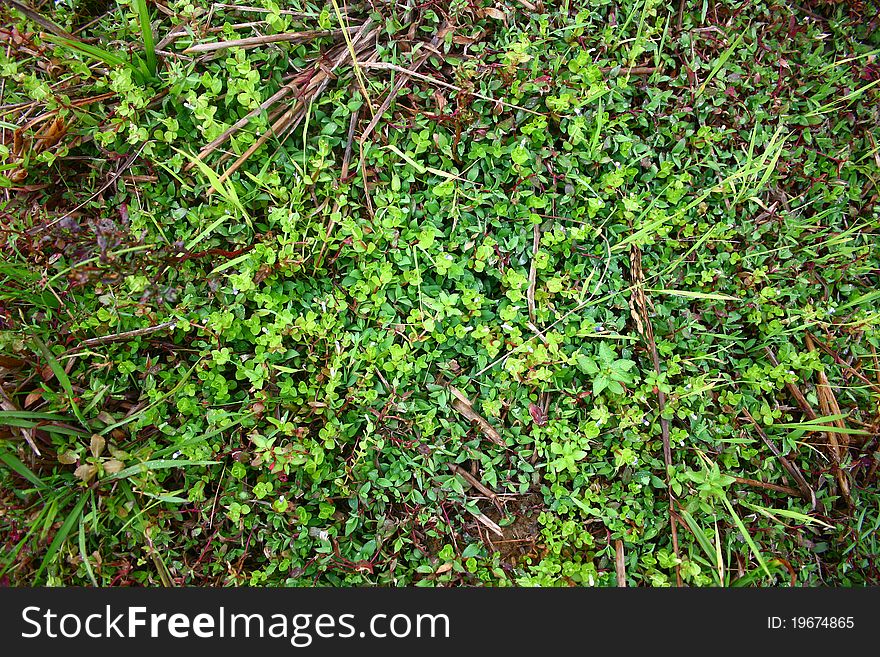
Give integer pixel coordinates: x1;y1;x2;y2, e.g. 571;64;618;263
730;561;788;587
3;0;76;38
778;421;869;436
330;0;374;118
130;0;157;77
0;449;47;490
696;29;745;97
836;288;880;312
807;78;880;117
34;493;88;581
173;148;247;218
118;481;174;586
385;144;468;182
98;359;201;436
0;410;84;423
33;338;86;427
0;417;88;437
646;288;740;302
714;517;725;586
185;214;232;251
679;508;723;585
43;35;129;69
741;501;834;530
78;518;98;586
720;494;770;578
0;502;60;577
210;251;252;275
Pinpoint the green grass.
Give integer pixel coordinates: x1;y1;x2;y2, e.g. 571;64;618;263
1;0;879;587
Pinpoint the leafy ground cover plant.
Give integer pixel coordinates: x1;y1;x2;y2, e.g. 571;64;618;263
1;0;879;586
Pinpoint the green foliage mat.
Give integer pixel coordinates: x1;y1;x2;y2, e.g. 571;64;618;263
1;0;879;586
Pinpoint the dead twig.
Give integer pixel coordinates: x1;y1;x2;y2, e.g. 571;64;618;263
804;331;880;395
359;23;450;144
183;28;359;53
449;464;503;512
209;22;377;190
79;320;177;348
313;94;360;270
187;79;300;168
31;145;144;234
527;223;540;324
513;0;543;11
741;407;816;508
732;476;803;498
359;61;545;117
615;540;627;587
627;244;681;586
209;3;312;16
469;508;503;538
599;65;661;75
805;334;853;507
449;386;506;447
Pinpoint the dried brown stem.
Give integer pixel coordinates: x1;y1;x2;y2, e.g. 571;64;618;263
449;386;505;447
741;407;815;507
188;79;300;168
599;65;661;75
764;346;818;421
359;61;544;117
469;509;503;537
615;540;627;587
359;23;450;144
628;244;681;586
183;28;358;53
209;22;377;189
449;464;503;512
732;476;803;498
80;321;177;348
527;223;540;324
804;331;880;395
805;334;853;507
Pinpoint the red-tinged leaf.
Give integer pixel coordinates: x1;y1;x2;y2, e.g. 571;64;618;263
529;403;547;427
0;356;26;369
